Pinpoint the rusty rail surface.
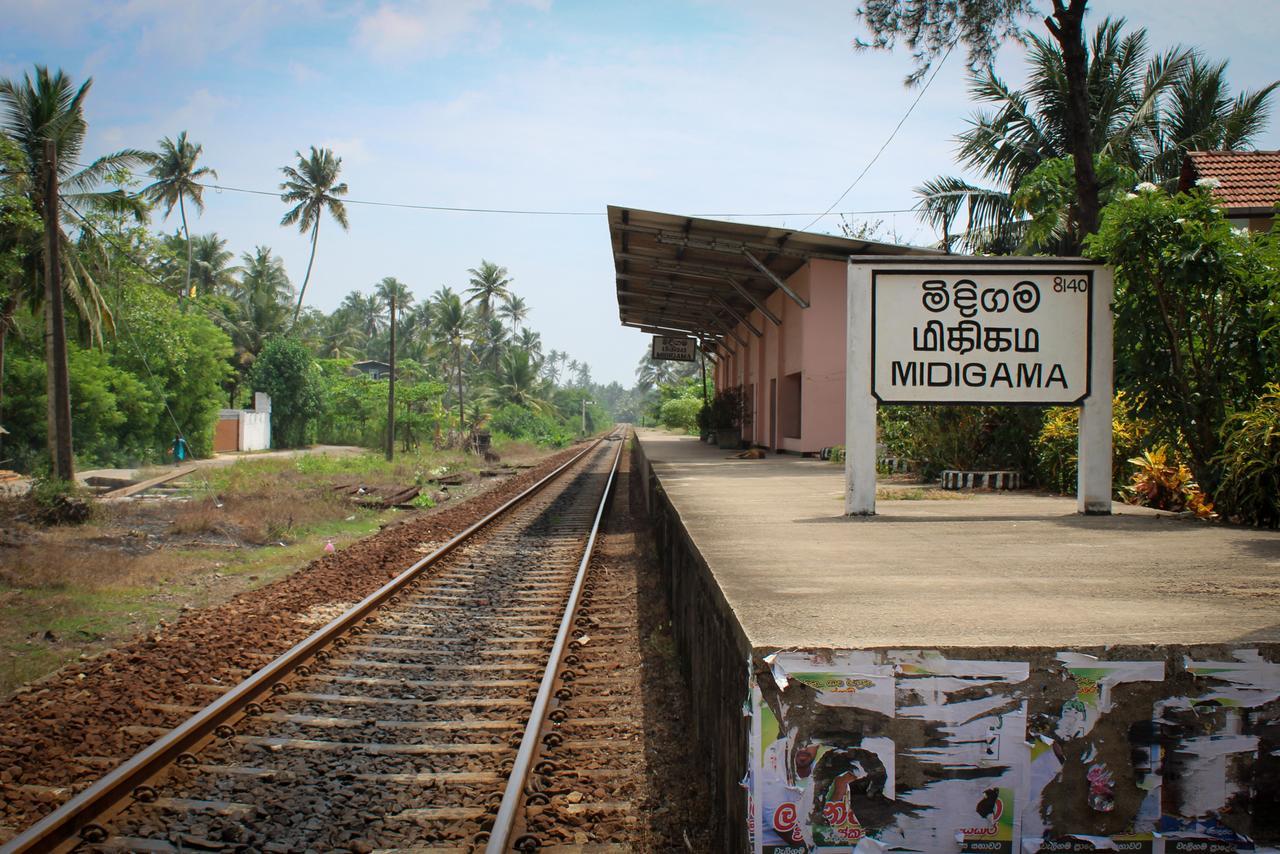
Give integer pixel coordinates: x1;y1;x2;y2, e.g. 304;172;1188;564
1;434;613;854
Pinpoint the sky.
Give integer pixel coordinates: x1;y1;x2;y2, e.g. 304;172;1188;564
2;0;1278;387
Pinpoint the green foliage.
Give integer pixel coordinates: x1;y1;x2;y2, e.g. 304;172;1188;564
659;397;701;433
1214;384;1280;528
1086;185;1279;490
113;284;233;457
249;337;323;448
878;405;1044;481
1124;446;1216;518
1033;391;1153;495
489;403;572;447
1013;155;1138;251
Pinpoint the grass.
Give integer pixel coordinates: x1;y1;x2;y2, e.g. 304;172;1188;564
0;509;391;697
875;486;973;501
0;442;559;697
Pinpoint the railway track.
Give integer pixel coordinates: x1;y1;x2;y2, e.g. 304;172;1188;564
2;428;655;853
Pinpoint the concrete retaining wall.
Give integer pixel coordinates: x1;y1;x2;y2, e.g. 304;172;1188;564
633;432;1280;853
633;437;752;852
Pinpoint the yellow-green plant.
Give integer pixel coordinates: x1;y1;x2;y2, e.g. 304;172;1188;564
1034;391;1152;494
1124;446;1215;518
1214;384;1280;528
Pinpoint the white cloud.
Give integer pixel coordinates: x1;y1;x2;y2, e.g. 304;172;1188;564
320;137;371;165
353;0;495;62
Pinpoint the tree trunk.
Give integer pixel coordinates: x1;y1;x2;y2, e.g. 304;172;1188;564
180;193;192;308
42;141;74;482
1048;0;1100;251
456;342;465;439
293;219;320;323
385;292;396;462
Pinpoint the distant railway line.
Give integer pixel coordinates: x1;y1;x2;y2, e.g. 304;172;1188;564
2;428;665;852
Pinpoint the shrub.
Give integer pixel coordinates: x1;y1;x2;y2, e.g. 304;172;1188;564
1034;391;1153;495
249;338;324;448
659;397;702;433
1214;384;1280;528
1124;446;1215;518
878;405;1043;481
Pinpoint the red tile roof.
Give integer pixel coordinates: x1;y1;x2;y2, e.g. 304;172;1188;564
1184;150;1280;212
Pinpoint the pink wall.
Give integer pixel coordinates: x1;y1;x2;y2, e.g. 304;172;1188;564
715;259;847;454
798;259;847;452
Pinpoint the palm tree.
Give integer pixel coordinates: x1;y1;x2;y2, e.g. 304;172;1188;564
141;131;216;302
515;328;543;372
0;66;146;342
432;288;472;435
189;232;237;297
495;348;550;412
222;246;292;366
915;20;1189;253
0;65;147;442
464;260;511;318
499;292;529;335
475;315;508;374
917;22;1275;254
375;276;413;361
280;146;349;322
1142;55;1280;186
543;348;563;384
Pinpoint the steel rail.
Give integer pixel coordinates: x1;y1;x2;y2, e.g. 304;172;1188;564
485;429;627;853
1;436;611;854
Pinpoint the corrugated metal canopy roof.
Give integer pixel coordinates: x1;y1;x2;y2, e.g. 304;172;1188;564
609;205;934;349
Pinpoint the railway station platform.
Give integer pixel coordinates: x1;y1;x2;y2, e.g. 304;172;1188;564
631;429;1280;853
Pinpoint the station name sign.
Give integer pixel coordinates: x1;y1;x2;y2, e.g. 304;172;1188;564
651;335;697;362
872;268;1093;405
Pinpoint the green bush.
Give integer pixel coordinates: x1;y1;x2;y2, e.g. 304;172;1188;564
878;405;1044;480
250;338;324;448
1214;384;1280;528
1034;391;1152;495
659;397;701;433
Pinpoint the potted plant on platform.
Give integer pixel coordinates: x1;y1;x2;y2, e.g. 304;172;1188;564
710;386;749;450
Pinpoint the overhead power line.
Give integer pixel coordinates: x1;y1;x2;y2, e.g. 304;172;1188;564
801;43;954;232
66;161;914;221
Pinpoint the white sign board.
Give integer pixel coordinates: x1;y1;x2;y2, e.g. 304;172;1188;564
846;258;1114;517
651;335;697;362
872;269;1092;405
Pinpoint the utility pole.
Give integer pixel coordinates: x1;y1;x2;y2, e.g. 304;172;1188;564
385;291;396;461
42;140;74;482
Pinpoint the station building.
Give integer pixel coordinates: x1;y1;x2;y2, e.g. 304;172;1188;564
609;205;934;453
611;205;1280;852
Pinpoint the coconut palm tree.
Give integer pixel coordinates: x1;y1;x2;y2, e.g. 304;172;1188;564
216;246;293;399
432;288;472;434
0;66;147;342
189;232;238;297
495;348;550;412
915;20;1189;253
0;65;147;451
499;292;529;335
375;276;413;361
464;260;511;318
280;146;349;322
917;21;1275;254
1142;55;1280;186
141;131;216;303
543;348;563;384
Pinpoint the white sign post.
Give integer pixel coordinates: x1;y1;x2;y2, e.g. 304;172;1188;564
845;257;1113;516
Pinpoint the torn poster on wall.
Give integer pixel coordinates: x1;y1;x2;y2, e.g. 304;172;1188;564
747;648;1280;854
